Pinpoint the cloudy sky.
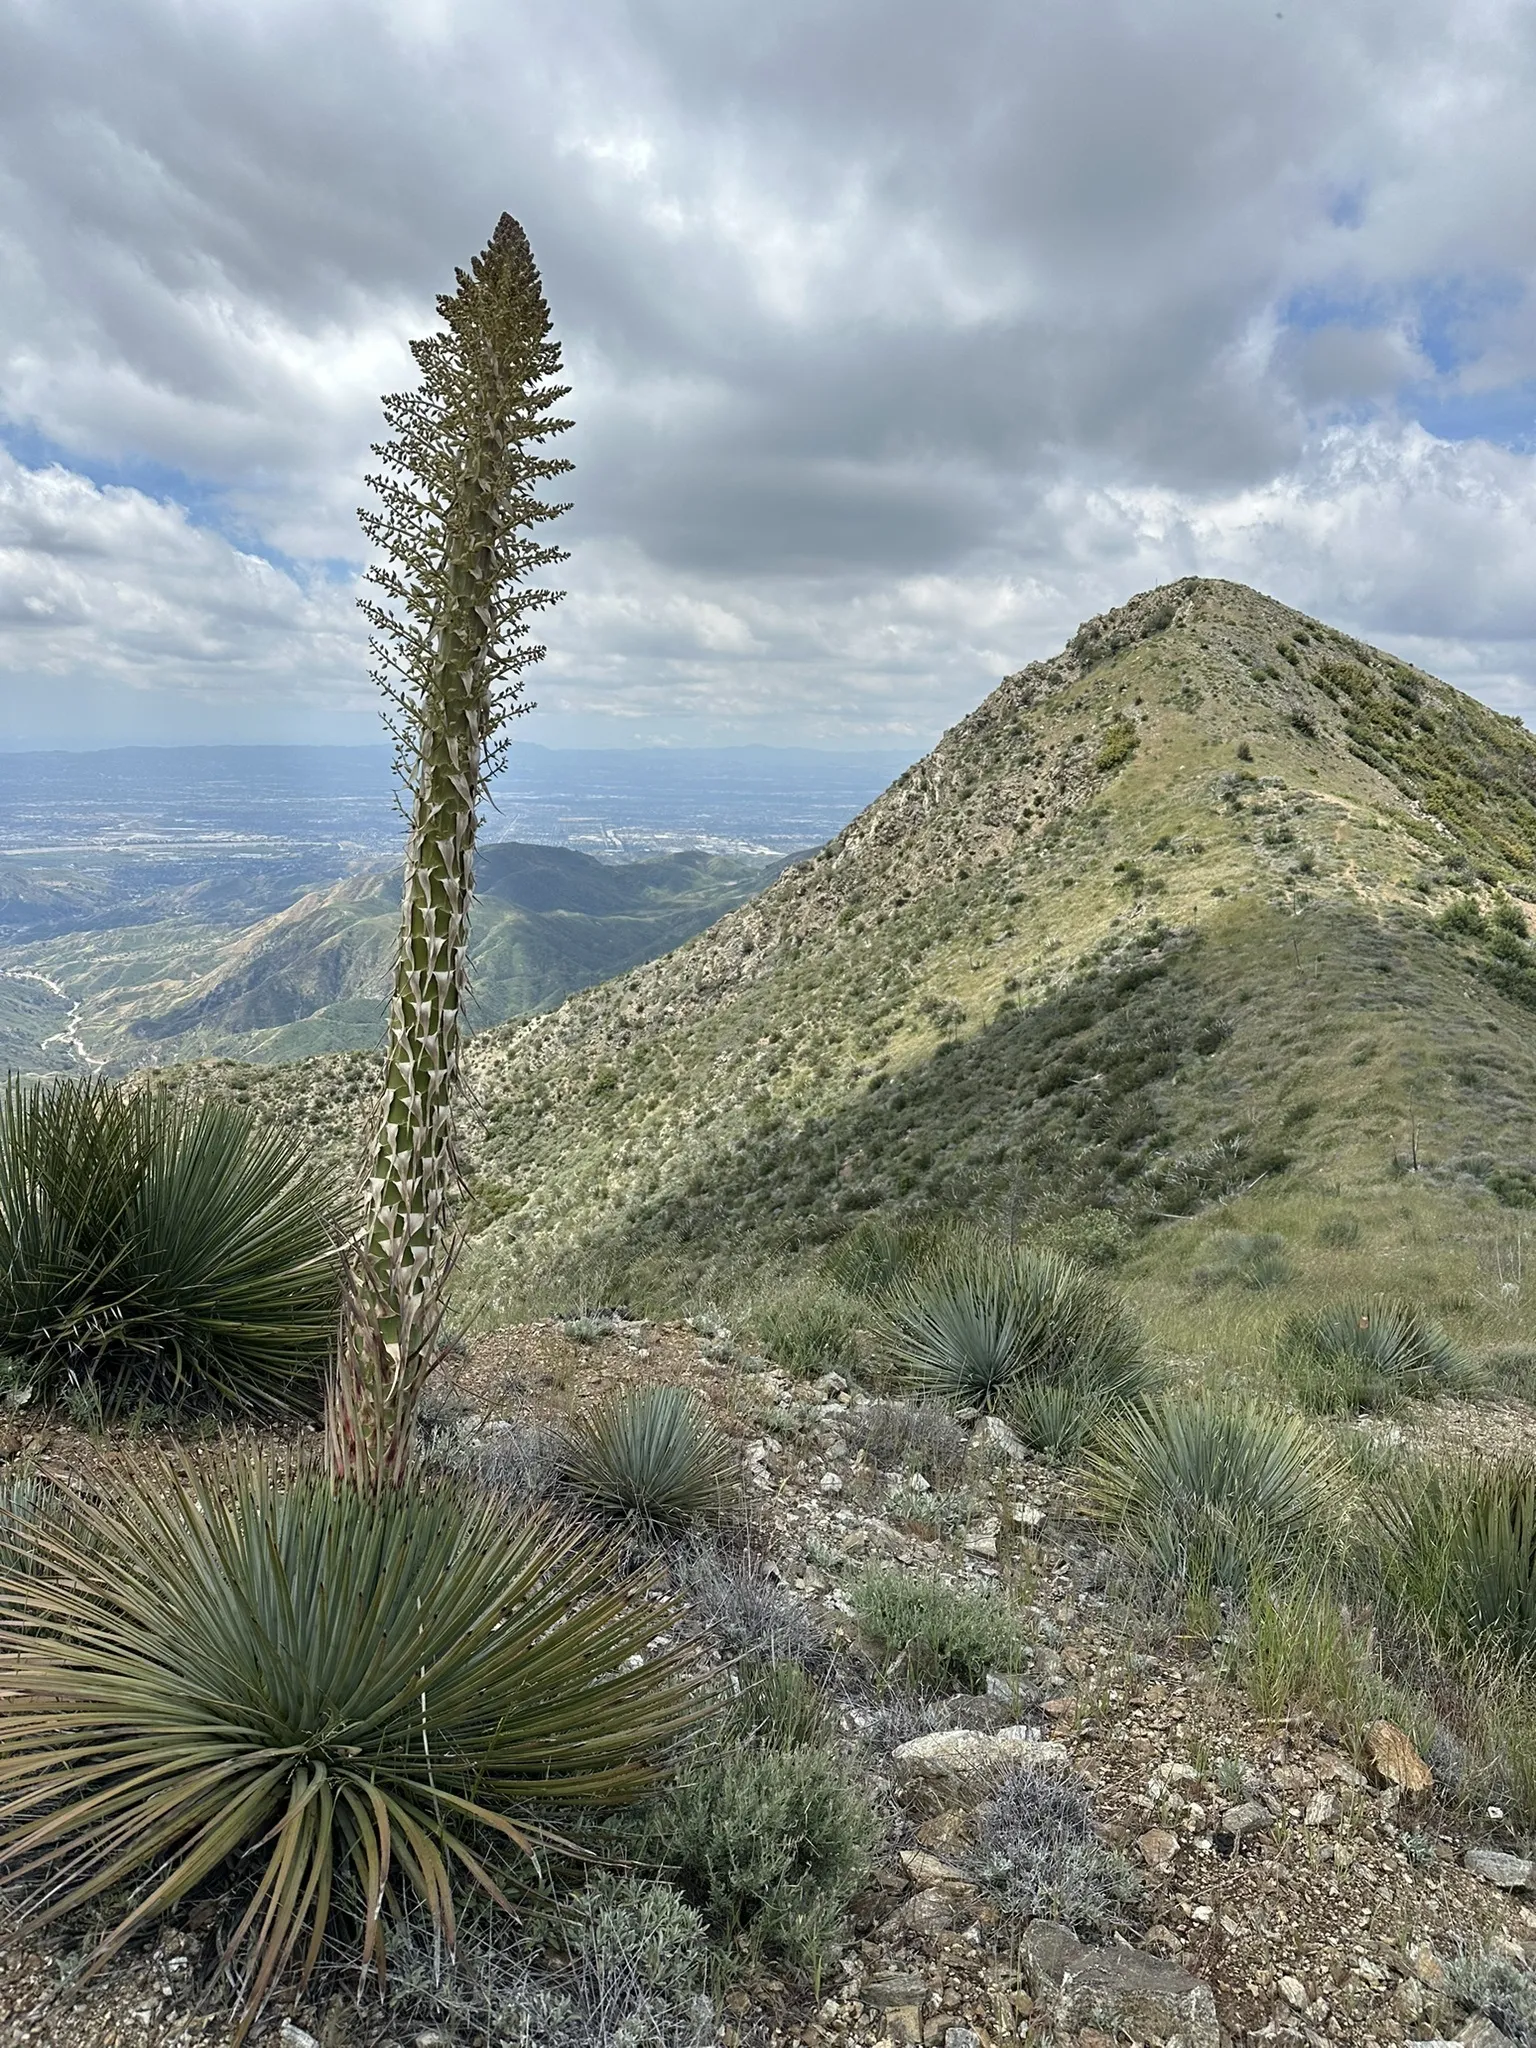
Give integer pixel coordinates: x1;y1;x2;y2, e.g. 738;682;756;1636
1;0;1534;754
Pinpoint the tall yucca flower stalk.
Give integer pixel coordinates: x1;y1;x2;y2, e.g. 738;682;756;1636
328;215;571;1488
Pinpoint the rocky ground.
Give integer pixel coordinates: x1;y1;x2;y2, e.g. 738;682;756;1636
1;1318;1533;2048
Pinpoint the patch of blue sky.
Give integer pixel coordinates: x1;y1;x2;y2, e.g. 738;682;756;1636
0;421;357;584
1404;378;1536;451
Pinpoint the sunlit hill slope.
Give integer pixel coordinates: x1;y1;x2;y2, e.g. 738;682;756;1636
217;578;1536;1335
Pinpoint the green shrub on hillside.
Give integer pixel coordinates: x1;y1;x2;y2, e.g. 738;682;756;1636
1190;1230;1292;1291
750;1279;861;1377
0;1452;699;2033
1278;1297;1467;1412
0;1075;341;1417
1093;720;1139;774
1085;1397;1339;1592
563;1386;735;1538
851;1567;1028;1691
824;1214;954;1299
639;1690;877;1981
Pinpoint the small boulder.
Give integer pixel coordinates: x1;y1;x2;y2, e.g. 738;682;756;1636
1137;1826;1179;1871
899;1847;972;1886
1303;1788;1340;1828
1219;1800;1275;1842
1457;2020;1519;2047
977;1414;1029;1462
862;1973;926;2047
1463;1847;1535;1891
891;1728;1070;1810
1021;1922;1220;2048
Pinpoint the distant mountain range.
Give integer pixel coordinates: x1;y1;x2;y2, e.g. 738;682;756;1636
0;840;792;1073
0;741;915;1074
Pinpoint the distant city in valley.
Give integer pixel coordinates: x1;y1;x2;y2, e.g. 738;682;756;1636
0;740;918;1074
0;741;917;928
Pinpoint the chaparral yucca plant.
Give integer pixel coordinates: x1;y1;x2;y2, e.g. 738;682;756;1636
1373;1455;1536;1667
330;213;572;1488
0;1075;341;1416
563;1386;735;1539
1278;1296;1468;1413
1084;1396;1340;1593
0;1452;699;2039
881;1233;1147;1419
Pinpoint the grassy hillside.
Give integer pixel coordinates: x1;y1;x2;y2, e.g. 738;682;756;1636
181;578;1536;1352
7;842;785;1072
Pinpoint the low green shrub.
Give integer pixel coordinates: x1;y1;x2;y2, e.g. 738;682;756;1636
0;1451;699;2039
0;1076;342;1416
750;1280;861;1378
1190;1230;1292;1291
1278;1297;1468;1412
969;1762;1140;1933
1011;1378;1105;1461
720;1659;834;1752
1085;1397;1339;1592
1238;1580;1385;1730
563;1386;735;1539
1374;1456;1536;1666
1315;1212;1362;1248
880;1233;1146;1417
644;1737;877;1982
824;1215;953;1299
851;1566;1028;1692
1477;1344;1536;1403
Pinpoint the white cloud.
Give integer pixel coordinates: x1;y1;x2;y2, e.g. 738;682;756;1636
0;0;1534;748
0;450;365;706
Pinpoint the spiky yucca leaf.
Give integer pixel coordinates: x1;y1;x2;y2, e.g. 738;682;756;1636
881;1234;1147;1414
0;1076;341;1415
563;1386;735;1538
1279;1296;1468;1412
1085;1396;1339;1591
0;1453;699;2039
1374;1456;1536;1665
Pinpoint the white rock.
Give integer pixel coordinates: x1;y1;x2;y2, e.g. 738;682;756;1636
978;1415;1029;1461
819;1470;843;1494
1464;1847;1535;1891
278;2027;320;2048
1278;1974;1309;2010
891;1728;1070;1808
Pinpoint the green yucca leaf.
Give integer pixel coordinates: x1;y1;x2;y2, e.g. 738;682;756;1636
563;1385;735;1538
0;1452;701;2039
0;1077;344;1416
1279;1296;1467;1413
1374;1456;1536;1665
1085;1396;1339;1592
880;1233;1147;1414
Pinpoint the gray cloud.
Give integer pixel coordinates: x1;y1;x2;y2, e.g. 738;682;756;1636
0;0;1534;748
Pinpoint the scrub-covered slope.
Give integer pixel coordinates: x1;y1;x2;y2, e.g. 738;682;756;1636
440;577;1536;1312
